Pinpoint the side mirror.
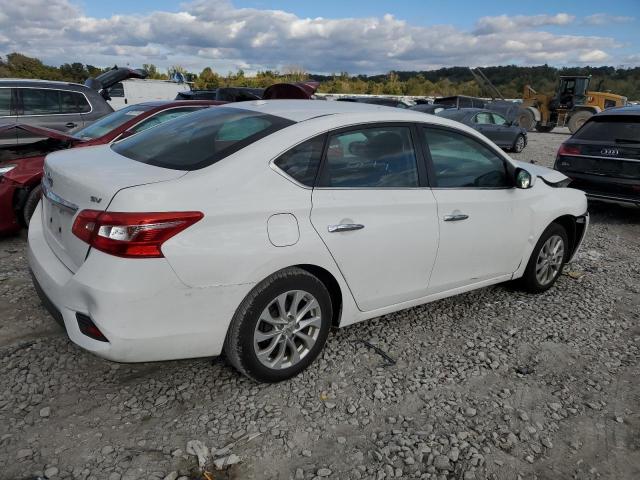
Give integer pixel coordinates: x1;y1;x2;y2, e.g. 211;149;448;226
515;168;534;189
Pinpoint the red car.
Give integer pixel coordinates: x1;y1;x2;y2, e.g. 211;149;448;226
0;100;222;234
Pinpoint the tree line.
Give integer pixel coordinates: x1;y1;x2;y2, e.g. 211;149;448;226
2;52;639;100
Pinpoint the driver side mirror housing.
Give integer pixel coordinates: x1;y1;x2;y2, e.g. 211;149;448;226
515;168;535;189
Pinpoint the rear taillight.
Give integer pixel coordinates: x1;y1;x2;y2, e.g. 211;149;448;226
557;144;581;156
72;210;203;258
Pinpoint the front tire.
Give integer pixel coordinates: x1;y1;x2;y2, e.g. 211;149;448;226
23;185;42;226
512;134;526;153
224;267;332;382
519;223;568;293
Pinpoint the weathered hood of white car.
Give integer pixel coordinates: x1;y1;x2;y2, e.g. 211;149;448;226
514;160;568;184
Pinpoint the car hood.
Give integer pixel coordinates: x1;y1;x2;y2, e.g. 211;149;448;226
0;123;81;142
514;160;568;183
262;81;319;99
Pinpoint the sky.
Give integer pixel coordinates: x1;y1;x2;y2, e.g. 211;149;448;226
1;0;638;75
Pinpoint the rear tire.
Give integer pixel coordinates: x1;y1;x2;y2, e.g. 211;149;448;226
22;185;42;226
224;267;332;383
568;110;592;134
511;134;526;153
519;223;568;293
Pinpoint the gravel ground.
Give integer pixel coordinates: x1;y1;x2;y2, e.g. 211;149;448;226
1;131;639;480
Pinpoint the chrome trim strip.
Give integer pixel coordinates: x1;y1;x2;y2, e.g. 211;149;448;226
41;181;79;213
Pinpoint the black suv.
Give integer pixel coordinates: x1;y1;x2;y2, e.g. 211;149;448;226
554;106;640;205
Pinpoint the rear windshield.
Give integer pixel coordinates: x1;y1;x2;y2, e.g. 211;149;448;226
74;104;154;140
112;107;294;170
573;116;640;144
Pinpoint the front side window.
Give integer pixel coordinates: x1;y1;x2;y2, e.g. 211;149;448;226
423;127;509;188
274;135;325;186
0;89;10;116
492;113;507;125
112;107;294;171
21;89;60;115
474;113;493;125
129;107;205;134
318;126;419;188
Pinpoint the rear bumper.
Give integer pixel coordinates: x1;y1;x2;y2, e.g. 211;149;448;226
0;178;20;234
27;202;254;363
561;171;640;206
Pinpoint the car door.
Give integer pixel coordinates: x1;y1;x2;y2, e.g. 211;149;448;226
472;112;502;145
0;88;17;146
420;125;531;293
16;88;86;143
491;113;514;146
310;124;439;312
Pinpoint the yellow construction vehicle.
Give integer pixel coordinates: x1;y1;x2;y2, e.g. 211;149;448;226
517;75;627;133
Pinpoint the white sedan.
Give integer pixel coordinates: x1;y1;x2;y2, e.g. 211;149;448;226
28;100;588;382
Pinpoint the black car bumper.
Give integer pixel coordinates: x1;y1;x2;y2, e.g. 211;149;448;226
560;171;640;205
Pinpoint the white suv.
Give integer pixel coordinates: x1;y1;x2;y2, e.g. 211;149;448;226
28;100;588;382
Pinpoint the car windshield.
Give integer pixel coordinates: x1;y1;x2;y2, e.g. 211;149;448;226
73;105;155;140
573;116;640;143
111;107;294;170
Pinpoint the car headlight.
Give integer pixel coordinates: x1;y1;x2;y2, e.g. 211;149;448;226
0;164;16;177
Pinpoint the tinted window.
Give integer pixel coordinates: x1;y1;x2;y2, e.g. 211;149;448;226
437;110;467;121
74;104;154;140
319;126;418;188
112;107;294;171
0;89;10;116
108;83;125;98
573;116;640;143
21;89;60;115
60;91;90;113
130;107;205;134
274;136;324;186
423;127;509;188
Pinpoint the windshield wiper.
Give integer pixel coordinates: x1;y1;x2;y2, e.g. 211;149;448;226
615;138;640;144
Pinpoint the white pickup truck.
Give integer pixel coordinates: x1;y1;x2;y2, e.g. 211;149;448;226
106;79;191;110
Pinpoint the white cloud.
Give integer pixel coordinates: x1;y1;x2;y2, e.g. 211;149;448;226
0;0;634;74
584;13;634;25
578;49;610;62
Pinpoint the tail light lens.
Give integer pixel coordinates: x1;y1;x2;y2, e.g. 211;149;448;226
72;210;203;258
557;144;581;156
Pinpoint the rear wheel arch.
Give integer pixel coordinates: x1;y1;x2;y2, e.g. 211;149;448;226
294;264;343;328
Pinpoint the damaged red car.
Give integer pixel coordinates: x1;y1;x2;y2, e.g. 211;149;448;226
0;100;222;234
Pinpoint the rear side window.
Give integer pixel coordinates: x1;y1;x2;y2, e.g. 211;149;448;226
20;89;90;115
274;135;325;186
112;107;294;170
0;89;10;116
573;116;640;143
318;126;419;188
423;127;509;188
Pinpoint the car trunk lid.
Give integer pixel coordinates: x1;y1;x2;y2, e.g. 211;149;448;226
41;145;186;272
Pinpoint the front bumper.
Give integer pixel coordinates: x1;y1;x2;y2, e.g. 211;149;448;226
27;202;254;363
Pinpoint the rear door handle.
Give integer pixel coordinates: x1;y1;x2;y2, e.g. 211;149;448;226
328;224;365;233
443;214;469;222
65;122;77;128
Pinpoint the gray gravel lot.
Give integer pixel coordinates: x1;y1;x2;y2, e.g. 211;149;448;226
1;131;639;480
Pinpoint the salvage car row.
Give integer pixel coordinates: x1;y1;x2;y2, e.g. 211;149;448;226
1;76;638;382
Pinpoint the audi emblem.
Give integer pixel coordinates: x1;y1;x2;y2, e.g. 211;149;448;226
601;148;619;156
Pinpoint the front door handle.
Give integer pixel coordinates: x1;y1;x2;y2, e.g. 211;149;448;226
65;122;77;128
328;223;365;233
443;214;469;222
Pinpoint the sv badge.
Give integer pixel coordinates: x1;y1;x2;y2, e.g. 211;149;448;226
90;196;102;204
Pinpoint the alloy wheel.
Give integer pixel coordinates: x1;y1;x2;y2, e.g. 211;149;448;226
515;135;525;152
253;290;322;370
535;235;565;286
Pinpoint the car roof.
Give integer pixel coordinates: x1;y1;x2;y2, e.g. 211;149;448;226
0;79;87;89
223;99;440;123
593;105;640;117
